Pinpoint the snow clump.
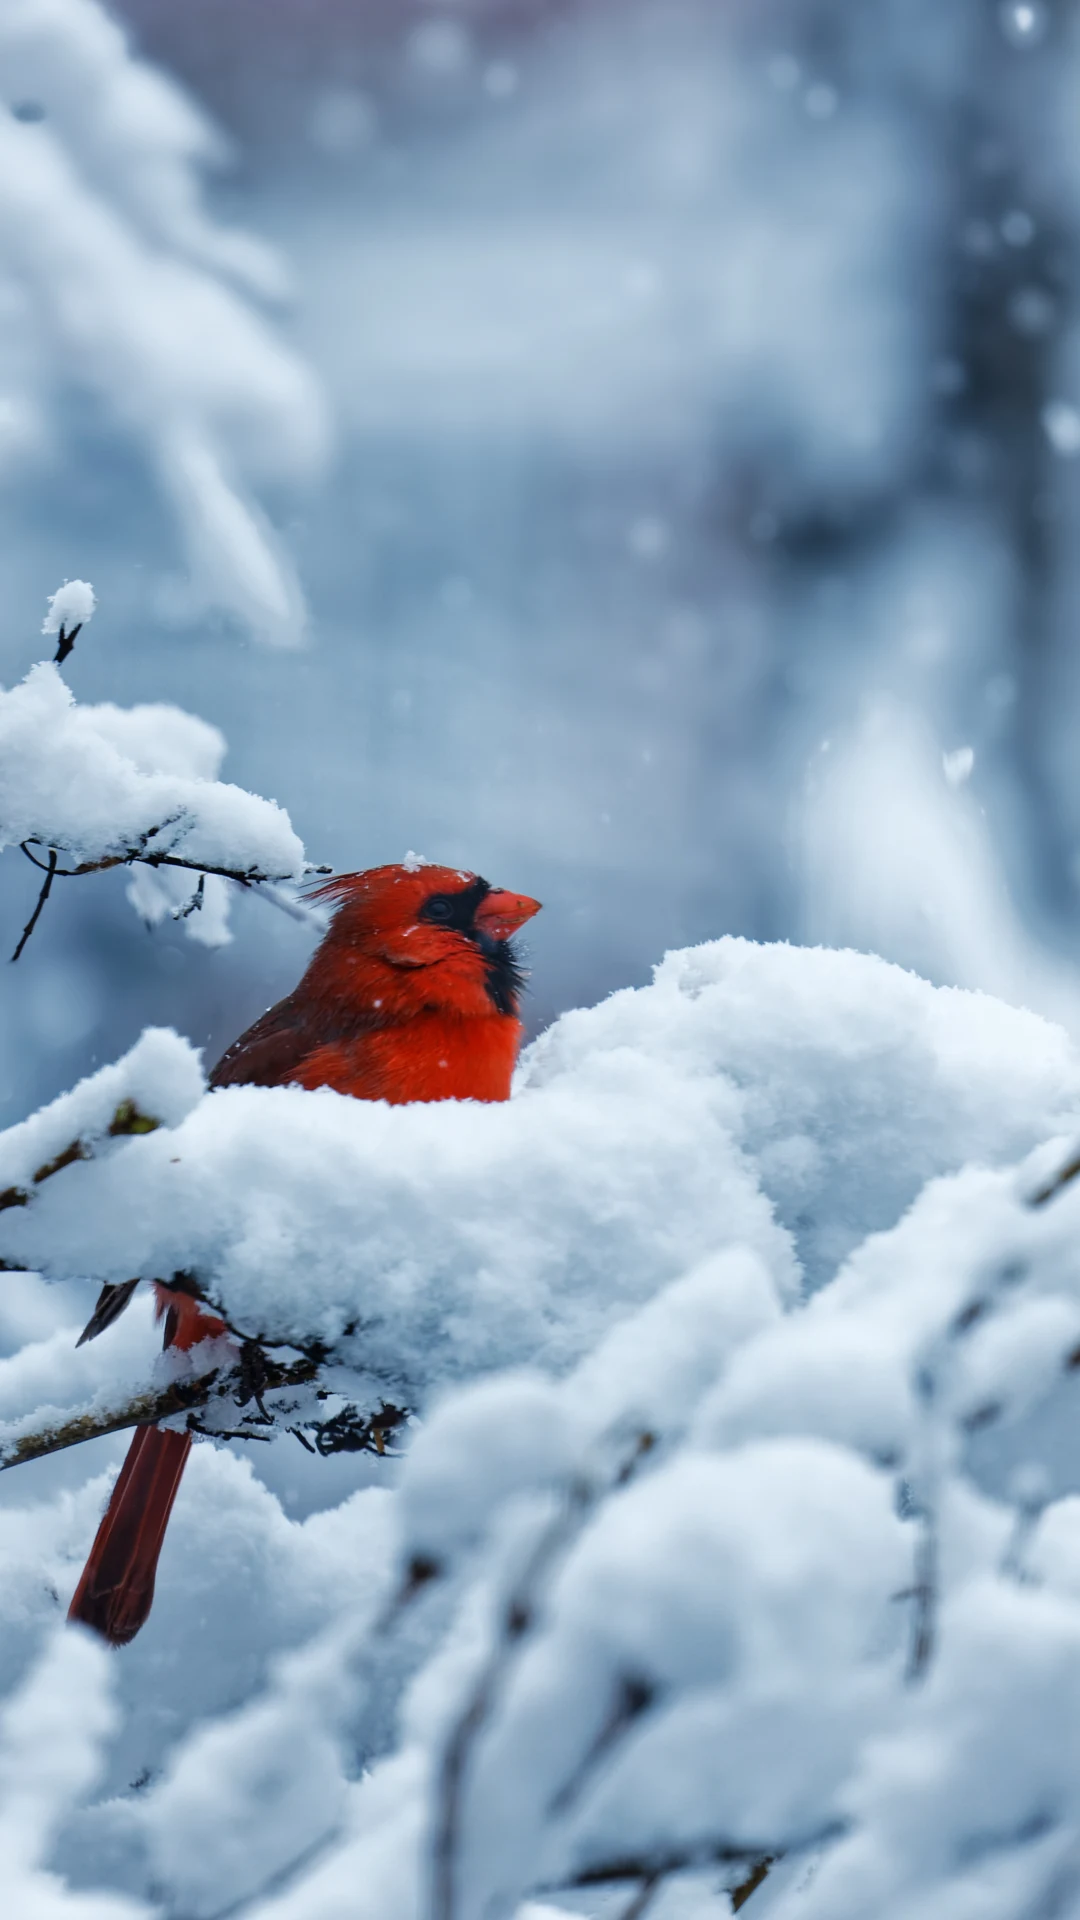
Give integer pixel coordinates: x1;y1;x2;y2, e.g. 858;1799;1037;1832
0;658;306;945
41;580;96;636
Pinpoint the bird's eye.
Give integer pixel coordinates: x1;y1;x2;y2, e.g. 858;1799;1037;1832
425;896;454;922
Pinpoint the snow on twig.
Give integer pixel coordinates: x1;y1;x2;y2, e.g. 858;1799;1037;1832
41;581;96;661
1;612;316;952
0;662;305;878
0;1337;409;1473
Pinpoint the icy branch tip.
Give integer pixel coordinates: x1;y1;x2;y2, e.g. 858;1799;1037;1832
42;579;96;636
402;850;431;872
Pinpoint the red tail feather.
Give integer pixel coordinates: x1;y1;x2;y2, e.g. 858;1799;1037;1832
67;1424;192;1646
68;1283;226;1646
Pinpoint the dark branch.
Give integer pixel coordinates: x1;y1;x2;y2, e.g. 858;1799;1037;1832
1029;1150;1080;1207
905;1507;938;1683
53;621;82;666
731;1858;777;1911
18;834;293;890
617;1875;661;1920
9;836;329;960
11;847;57;961
543;1824;839;1909
548;1672;658;1817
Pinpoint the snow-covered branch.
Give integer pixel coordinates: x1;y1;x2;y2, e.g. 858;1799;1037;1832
0;1344;396;1472
0;0;328;645
1;588;319;954
0;660;305;881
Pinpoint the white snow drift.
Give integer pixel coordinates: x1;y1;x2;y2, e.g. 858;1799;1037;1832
3;941;1080;1918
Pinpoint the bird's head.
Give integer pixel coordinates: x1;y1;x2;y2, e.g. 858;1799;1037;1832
311;863;541;1018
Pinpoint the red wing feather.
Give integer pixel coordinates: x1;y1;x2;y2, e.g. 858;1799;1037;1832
208;995;321;1089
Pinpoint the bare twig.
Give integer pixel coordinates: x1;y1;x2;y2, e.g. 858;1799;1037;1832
22;839;279;888
53;620;82;666
730;1858;777;1911
905;1498;938;1683
618;1874;661;1920
10;827;332;960
548;1673;657;1817
543;1826;838;1900
11;847;57;961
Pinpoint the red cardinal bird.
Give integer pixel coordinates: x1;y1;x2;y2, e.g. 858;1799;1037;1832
67;863;540;1646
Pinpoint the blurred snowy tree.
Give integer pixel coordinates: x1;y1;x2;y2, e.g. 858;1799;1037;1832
0;0;328;647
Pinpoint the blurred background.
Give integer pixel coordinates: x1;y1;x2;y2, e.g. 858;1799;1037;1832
4;0;1080;1126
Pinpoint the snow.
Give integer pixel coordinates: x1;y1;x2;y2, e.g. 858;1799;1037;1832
942;744;974;787
41;581;96;637
0;1630;146;1918
1043;398;1080;457
0;1027;203;1200
7;939;1080;1916
0;661;305;881
0;1027;795;1392
0;0;328;644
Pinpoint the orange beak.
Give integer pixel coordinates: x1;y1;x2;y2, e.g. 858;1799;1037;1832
474;888;541;939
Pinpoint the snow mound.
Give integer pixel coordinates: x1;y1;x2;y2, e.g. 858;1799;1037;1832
521;935;1080;1283
5;941;1080;1917
2;939;1079;1405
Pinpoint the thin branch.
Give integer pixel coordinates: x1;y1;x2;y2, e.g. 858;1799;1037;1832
563;1849;762;1891
731;1858;777;1912
53;620;82;666
19;835;292;889
1029;1151;1080;1207
10;834;329;960
11;847;57;961
545;1826;839;1896
905;1500;938;1683
618;1875;661;1920
548;1673;657;1817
